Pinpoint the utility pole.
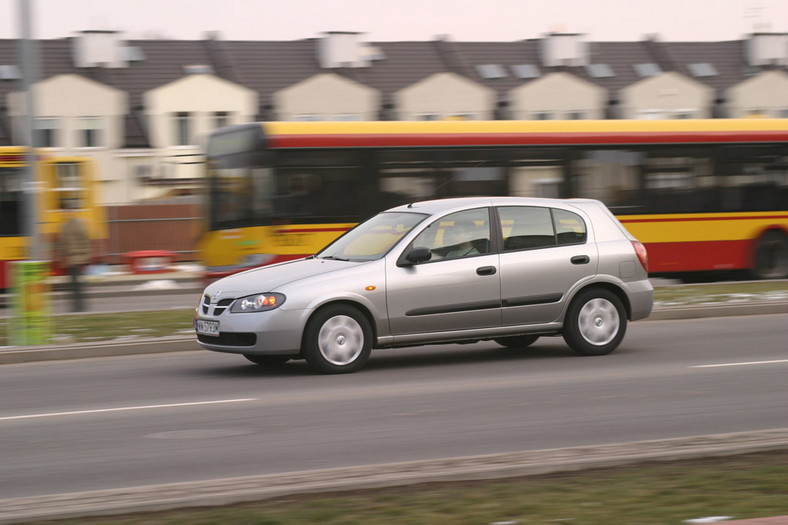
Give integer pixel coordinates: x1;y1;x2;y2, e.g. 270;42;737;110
19;0;42;260
10;0;51;346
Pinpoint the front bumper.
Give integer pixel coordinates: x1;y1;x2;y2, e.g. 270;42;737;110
195;306;307;356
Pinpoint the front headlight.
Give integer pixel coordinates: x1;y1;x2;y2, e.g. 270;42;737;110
230;292;286;313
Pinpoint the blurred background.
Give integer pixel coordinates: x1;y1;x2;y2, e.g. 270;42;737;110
1;0;788;287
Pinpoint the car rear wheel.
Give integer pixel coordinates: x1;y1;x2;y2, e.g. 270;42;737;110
303;305;372;374
243;354;291;366
563;289;626;356
494;335;539;349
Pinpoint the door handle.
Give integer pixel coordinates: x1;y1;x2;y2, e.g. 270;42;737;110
476;266;497;276
571;255;590;265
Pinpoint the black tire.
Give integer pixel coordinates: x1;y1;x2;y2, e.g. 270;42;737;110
751;230;788;280
563;288;627;356
243;354;291;366
494;335;540;349
303;304;372;374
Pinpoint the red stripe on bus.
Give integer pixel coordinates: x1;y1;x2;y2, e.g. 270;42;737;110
269;131;788;148
645;239;752;273
620;215;788;224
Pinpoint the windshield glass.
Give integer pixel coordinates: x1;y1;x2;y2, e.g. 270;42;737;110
317;212;427;262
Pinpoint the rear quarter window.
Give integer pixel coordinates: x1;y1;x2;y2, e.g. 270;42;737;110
553;209;587;245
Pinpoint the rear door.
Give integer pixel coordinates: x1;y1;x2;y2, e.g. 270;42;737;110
497;206;597;325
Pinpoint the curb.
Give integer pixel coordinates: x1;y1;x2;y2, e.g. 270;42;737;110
1;428;787;524
3;302;788;365
0;336;198;364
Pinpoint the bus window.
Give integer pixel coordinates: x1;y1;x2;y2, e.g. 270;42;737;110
574;147;715;214
274;150;368;222
378;148;507;207
717;145;788;212
574;150;643;211
508;148;566;198
0;167;24;235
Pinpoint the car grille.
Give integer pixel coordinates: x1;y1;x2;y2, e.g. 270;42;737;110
197;332;257;346
202;295;234;316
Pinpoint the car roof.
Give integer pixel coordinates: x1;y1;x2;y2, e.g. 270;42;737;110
386;196;600;216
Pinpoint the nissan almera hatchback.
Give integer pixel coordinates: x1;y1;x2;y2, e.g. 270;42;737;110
195;197;653;373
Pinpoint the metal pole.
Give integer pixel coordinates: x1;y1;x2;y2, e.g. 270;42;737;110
18;0;42;261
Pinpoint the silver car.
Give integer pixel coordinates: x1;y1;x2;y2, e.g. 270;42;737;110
195;197;653;373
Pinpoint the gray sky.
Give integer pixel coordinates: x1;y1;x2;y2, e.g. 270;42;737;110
1;0;787;42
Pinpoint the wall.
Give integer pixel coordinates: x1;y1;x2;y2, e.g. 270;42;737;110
509;72;606;120
395;72;496;120
619;71;714;119
274;73;380;121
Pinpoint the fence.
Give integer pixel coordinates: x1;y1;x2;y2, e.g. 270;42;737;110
106;203;203;265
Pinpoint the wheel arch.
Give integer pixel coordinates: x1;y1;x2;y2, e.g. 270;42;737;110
301;299;379;348
568;282;632;320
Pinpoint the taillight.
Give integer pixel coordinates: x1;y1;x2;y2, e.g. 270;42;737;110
632;241;648;273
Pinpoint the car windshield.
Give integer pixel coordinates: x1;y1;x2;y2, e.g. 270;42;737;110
317;212;427;262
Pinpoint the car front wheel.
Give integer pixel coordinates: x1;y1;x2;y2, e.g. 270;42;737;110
303;305;372;374
563;289;626;356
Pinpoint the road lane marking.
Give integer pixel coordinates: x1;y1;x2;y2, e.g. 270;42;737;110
0;398;258;421
692;359;788;369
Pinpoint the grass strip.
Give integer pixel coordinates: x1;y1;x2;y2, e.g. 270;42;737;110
0;309;195;347
31;450;788;525
2;281;788;346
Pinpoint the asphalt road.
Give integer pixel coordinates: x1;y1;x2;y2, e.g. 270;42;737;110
1;313;787;501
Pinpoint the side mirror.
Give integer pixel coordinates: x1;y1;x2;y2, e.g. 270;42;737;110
402;246;432;266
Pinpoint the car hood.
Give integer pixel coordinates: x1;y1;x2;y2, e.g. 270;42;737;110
203;258;359;295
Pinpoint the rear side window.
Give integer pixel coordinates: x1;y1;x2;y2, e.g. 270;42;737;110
499;206;586;252
553;208;587;245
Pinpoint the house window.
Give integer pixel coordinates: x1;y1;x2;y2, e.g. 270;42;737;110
533;112;552;120
55;162;83;210
673;110;694;119
213;111;230;129
34;118;59;147
334;114;362;121
175;112;191;145
293;114;323;121
78;117;103;147
567;111;586;120
638;109;666;120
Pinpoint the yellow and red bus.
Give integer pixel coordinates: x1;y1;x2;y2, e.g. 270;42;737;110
0;147;107;289
199;119;788;281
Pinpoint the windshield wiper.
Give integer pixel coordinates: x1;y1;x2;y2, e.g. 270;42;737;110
318;255;350;261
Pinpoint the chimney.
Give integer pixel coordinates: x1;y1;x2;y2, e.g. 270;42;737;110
746;32;788;67
72;30;128;68
318;32;377;68
540;33;588;67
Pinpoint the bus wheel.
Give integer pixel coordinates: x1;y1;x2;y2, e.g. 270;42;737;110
752;230;788;280
303;305;372;374
494;335;539;349
563;289;627;356
244;354;291;366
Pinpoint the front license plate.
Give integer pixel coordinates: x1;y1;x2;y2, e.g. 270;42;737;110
195;319;220;336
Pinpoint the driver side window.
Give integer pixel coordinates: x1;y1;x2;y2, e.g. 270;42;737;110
411;208;491;261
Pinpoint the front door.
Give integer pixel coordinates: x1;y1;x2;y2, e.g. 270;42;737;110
386;208;501;336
